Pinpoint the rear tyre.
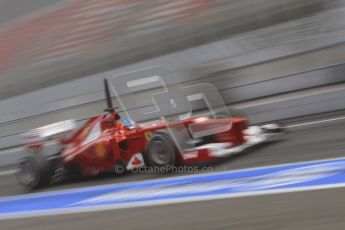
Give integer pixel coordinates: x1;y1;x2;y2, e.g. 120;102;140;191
146;131;178;170
16;153;53;190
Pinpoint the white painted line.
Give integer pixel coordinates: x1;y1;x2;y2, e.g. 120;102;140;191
0;147;23;156
236;83;345;109
286;116;345;128
0;141;56;156
1;182;345;221
0;169;16;177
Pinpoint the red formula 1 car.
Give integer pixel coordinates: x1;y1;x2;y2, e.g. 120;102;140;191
17;79;286;190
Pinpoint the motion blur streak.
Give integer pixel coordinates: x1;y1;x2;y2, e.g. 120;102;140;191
1;0;345;230
1;157;345;220
0;0;341;98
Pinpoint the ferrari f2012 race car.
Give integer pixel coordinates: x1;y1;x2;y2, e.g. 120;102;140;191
16;79;286;190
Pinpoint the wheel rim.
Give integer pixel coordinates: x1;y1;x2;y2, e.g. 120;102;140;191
150;140;173;165
18;160;38;187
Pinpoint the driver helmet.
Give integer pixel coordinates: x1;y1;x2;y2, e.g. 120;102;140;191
122;118;136;129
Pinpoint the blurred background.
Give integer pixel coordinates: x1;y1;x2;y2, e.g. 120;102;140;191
0;0;345;167
2;2;345;229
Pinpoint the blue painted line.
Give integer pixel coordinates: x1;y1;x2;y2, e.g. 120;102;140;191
1;157;345;219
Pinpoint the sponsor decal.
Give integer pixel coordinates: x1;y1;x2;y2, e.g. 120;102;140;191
126;153;145;170
81;127;90;137
95;144;106;160
144;131;153;140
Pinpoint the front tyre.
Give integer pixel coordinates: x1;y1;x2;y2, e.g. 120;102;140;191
16;153;53;190
146;131;178;169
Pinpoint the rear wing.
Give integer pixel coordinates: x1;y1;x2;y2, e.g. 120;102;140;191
22;120;77;145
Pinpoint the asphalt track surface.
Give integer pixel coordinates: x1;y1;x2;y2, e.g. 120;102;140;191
2;187;345;230
1;114;345;229
0;0;67;27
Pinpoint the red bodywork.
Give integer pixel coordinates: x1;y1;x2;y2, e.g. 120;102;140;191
51;112;248;176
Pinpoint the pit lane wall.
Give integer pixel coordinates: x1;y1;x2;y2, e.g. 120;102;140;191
1;7;345;166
